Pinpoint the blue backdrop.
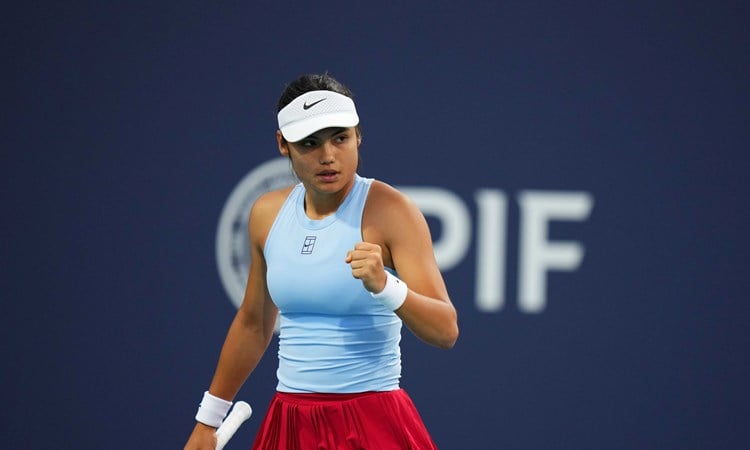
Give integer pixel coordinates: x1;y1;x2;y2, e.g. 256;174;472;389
3;1;749;449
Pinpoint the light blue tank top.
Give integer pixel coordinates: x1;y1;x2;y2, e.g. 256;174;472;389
264;175;402;393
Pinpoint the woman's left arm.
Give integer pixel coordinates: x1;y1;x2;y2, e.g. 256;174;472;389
359;181;459;349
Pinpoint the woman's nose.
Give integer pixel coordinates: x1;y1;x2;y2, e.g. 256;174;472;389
319;142;335;164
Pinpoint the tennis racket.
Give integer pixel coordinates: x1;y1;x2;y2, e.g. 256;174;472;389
215;401;253;450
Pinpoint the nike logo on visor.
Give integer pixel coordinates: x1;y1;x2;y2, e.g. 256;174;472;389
303;98;326;110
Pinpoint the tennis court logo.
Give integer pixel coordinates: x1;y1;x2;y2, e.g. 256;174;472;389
216;158;297;308
301;236;317;255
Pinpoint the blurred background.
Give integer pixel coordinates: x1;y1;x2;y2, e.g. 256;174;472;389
3;1;748;448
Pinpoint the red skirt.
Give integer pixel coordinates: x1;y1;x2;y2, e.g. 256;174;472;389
251;389;438;450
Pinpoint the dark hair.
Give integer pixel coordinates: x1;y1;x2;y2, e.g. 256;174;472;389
276;73;354;112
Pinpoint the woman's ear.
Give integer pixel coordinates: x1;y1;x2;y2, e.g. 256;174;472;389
277;130;289;156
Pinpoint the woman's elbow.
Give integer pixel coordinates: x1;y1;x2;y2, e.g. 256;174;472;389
438;322;459;349
435;308;459;349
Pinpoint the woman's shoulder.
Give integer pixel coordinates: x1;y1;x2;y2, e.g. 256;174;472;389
364;179;425;233
249;184;296;237
367;179;415;213
254;184;296;212
363;178;433;269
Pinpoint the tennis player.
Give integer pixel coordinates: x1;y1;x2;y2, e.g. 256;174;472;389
184;73;459;450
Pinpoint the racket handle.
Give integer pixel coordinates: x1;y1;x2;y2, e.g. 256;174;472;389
215;401;252;450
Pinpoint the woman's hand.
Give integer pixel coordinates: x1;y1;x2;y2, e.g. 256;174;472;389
184;423;217;450
345;242;387;294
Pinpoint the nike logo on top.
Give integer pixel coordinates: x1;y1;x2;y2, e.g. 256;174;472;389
303;98;326;110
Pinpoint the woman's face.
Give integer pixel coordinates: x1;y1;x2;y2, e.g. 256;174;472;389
277;126;361;196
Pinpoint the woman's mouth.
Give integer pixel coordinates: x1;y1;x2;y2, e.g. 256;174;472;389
317;170;339;182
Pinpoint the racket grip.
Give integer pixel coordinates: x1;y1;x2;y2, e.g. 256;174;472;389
215;401;252;450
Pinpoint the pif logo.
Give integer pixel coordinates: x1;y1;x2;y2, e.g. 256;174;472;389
217;158;594;313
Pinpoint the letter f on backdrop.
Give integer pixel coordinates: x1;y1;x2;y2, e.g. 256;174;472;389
518;191;594;313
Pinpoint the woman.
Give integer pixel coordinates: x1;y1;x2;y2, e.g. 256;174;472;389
184;73;458;450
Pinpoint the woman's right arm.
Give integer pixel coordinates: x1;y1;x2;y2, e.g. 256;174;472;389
184;192;282;450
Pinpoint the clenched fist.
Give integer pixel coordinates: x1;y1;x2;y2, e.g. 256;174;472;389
345;242;387;294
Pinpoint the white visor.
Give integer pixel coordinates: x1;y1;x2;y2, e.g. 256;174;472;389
277;90;359;142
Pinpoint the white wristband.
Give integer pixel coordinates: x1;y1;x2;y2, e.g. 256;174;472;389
370;271;408;311
195;391;233;428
